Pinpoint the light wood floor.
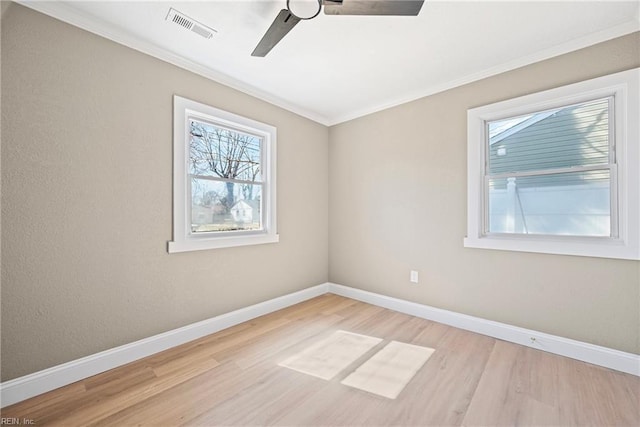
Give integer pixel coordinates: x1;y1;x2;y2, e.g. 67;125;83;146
2;294;639;426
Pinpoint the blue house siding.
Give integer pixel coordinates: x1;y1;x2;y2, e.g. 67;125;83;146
486;97;612;235
488;97;610;181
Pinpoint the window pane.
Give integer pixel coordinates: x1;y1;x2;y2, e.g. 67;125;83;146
190;178;262;233
488;98;610;174
488;170;610;236
189;119;262;182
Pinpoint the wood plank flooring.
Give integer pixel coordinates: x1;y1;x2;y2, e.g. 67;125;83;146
2;294;638;426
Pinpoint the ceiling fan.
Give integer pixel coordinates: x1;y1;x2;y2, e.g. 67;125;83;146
252;0;425;57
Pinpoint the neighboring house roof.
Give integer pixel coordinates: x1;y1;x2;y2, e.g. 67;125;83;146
488;98;610;189
490;109;559;145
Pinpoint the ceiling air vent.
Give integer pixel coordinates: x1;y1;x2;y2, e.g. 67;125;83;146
166;8;217;40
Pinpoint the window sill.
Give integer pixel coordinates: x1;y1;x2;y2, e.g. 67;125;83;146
463;235;639;260
168;233;279;253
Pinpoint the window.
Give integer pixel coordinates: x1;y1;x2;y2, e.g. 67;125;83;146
169;96;278;252
465;69;639;260
486;97;615;237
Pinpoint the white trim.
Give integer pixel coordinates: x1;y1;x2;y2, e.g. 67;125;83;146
327;283;640;377
2;282;638;408
14;0;330;125
14;1;640;126
324;19;640;125
168;95;278;253
168;233;280;253
465;68;640;260
0;283;330;408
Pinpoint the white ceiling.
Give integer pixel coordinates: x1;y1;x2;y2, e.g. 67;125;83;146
18;1;640;125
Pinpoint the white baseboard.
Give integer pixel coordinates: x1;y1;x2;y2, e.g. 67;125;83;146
0;283;330;408
328;283;640;377
2;281;638;408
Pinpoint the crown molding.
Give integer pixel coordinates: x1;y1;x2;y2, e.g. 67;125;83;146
15;0;332;126
14;1;640;127
326;19;640;126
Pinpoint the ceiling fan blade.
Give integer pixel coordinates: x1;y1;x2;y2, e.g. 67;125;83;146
252;9;301;57
323;0;424;16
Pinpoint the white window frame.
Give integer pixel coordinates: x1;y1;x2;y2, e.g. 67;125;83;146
168;96;278;253
465;68;639;260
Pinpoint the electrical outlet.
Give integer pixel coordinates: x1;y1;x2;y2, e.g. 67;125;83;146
410;270;419;283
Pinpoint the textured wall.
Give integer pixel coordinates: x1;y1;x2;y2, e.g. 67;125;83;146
1;4;329;380
329;33;640;354
2;2;639;383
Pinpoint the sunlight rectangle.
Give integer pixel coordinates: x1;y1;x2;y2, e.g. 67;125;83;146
279;331;382;380
341;341;434;399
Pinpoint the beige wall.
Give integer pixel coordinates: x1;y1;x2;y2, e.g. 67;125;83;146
1;3;639;383
0;4;329;381
329;33;640;355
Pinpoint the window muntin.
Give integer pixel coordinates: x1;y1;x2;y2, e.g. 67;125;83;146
483;97;616;238
169;96;278;253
